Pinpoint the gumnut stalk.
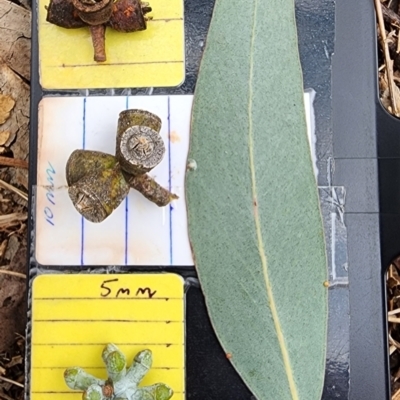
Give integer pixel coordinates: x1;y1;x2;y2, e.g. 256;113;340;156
64;344;174;400
122;172;178;207
46;0;153;62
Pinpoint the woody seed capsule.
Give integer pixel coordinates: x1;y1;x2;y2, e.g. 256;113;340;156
109;0;151;32
46;0;86;28
72;0;113;25
66;149;116;186
66;151;130;223
46;0;153;62
116;109;165;175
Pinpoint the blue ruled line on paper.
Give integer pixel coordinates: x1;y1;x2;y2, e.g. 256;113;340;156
80;97;87;266
124;96;129;265
167;96;173;265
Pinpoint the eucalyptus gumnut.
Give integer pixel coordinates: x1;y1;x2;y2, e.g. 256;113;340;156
65;110;178;222
46;0;86;28
66;150;130;223
45;0;153;62
66;150;117;187
72;0;113;25
109;0;152;32
64;344;174;400
116;109;165;176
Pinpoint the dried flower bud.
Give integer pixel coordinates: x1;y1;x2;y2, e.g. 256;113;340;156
46;0;86;28
123;171;178;207
72;0;113;25
116;109;164;175
108;0;152;32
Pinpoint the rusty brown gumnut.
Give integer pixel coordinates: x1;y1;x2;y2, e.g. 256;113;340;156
46;0;86;28
45;0;152;62
122;171;178;207
66;150;130;223
72;0;113;25
109;0;152;32
116;110;165;175
70;0;112;62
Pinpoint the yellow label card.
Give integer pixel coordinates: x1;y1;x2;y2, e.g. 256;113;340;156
30;274;185;399
38;0;185;89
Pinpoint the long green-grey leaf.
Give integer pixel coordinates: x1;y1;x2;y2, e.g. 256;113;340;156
185;0;328;399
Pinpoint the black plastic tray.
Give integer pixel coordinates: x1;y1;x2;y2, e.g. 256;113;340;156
333;1;390;399
26;0;386;398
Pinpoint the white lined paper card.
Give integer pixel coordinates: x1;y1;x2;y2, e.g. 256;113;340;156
36;95;193;266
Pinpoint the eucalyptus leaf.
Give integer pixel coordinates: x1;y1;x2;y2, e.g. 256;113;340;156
185;0;328;399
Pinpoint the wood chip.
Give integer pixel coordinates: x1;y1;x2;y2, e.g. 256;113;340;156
0;132;10;146
0;376;23;389
0;156;28;169
0;213;26;228
0;0;31;80
0;269;25;279
0;96;14;125
0;240;7;263
0;64;29;190
394;387;400;400
4;355;22;369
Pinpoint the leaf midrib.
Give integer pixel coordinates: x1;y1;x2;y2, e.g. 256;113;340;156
247;1;299;399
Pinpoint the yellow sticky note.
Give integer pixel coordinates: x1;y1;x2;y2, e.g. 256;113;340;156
38;0;185;89
30;274;185;399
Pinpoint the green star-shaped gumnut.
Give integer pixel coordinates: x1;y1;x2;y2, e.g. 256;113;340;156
64;344;174;400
